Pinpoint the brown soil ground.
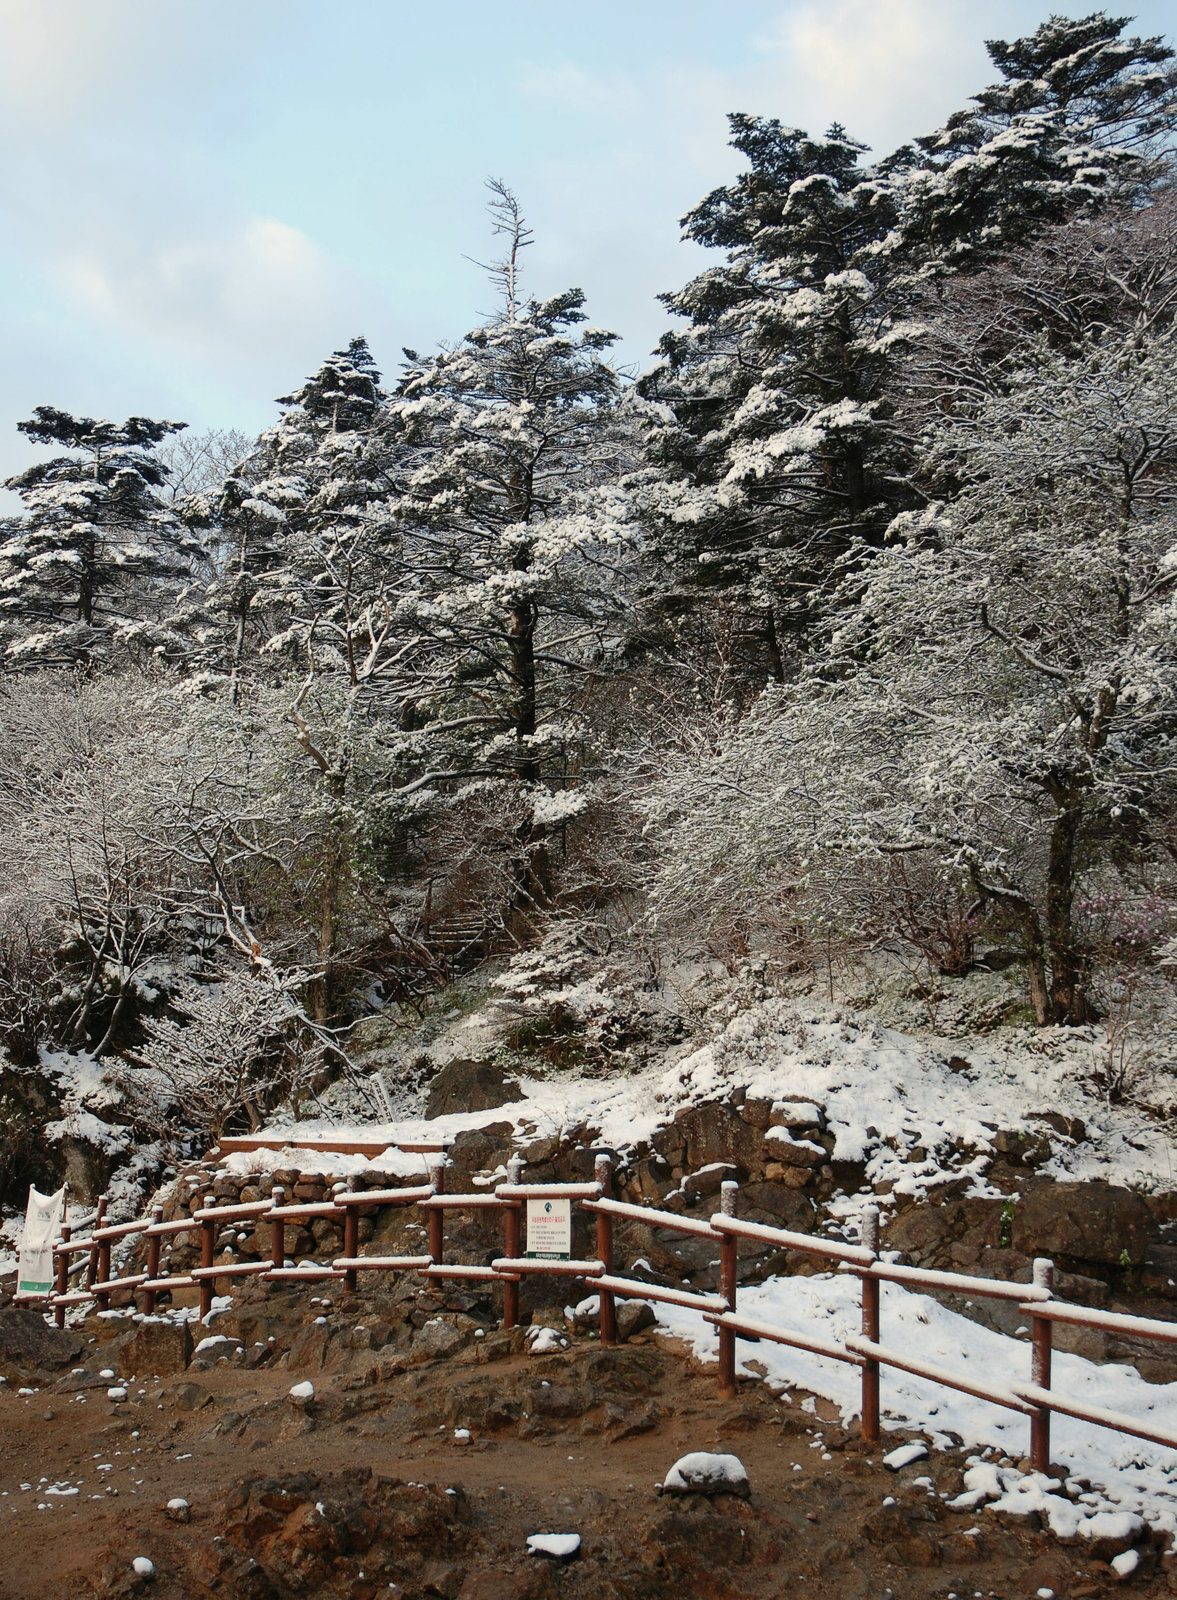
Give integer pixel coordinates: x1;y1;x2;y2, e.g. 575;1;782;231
0;1288;1169;1600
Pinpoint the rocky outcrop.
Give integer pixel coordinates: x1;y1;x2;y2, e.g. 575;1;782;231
425;1059;524;1119
1011;1180;1152;1267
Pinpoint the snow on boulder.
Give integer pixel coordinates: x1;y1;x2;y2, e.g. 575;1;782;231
564;1295;600;1330
660;1452;750;1499
526;1326;568;1355
771;1100;824;1127
1079;1510;1145;1559
883;1442;928;1472
131;1556;154;1577
106;1386;128;1403
527;1533;581;1560
288;1381;314;1403
193;1335;236;1356
164;1497;190;1524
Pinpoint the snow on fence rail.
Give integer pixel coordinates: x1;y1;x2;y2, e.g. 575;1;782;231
24;1151;1177;1472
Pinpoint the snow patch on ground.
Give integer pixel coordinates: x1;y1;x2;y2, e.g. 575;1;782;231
526;1533;581;1558
655;1272;1177;1532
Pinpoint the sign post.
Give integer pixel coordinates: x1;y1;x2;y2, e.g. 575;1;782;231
525;1196;572;1261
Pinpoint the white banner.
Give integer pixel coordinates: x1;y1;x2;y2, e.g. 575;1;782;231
17;1184;66;1298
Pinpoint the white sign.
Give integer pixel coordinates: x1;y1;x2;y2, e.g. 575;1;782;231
17;1184;65;1298
526;1197;572;1260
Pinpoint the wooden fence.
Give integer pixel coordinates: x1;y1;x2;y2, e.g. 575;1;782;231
25;1154;1177;1473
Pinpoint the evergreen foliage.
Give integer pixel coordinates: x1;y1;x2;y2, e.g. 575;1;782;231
0;409;189;665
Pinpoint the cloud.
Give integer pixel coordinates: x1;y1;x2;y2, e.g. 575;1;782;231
57;215;350;375
0;2;121;113
756;0;986;150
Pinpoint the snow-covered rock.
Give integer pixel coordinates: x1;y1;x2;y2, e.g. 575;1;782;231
193;1335;235;1356
526;1326;568;1355
661;1452;750;1498
526;1533;581;1559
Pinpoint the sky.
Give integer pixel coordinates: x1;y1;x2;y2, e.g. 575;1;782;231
1;0;1174;503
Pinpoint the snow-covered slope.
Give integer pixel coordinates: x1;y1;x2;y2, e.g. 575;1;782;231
265;998;1177;1199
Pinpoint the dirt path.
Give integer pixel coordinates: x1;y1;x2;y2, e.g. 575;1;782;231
0;1302;1165;1599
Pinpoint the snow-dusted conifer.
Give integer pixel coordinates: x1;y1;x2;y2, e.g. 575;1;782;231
382;185;632;910
883;13;1177;268
634;120;912;675
180;337;393;699
0;408;189;665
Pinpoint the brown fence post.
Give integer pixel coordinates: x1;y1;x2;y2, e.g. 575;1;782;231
55;1223;70;1329
427;1159;445;1268
718;1179;739;1400
95;1208;113;1314
87;1197;107;1292
143;1205;162;1317
199;1198;215;1321
502;1156;522;1331
595;1153;616;1346
860;1204;881;1443
1029;1256;1055;1472
343;1176;359;1294
270;1186;286;1270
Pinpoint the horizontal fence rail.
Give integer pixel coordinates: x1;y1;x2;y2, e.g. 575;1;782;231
18;1145;1177;1472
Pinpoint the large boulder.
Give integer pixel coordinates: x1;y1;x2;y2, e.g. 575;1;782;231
116;1317;193;1377
739;1180;815;1231
657;1102;764;1175
0;1305;83;1376
1012;1181;1153;1267
425;1060;524;1119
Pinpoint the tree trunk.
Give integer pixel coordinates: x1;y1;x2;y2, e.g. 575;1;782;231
312;774;347;1024
78;527;96;627
507;588;551;917
229;605;247;707
508;593;538;781
1028;947;1050;1027
1045;801;1088;1024
764;608;785;684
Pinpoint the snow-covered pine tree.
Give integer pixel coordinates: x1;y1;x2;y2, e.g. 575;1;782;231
883;11;1177;269
176;337;412;1017
176;337;393;700
382;184;632;917
634;15;1177;688
633;119;913;679
0;408;189;666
